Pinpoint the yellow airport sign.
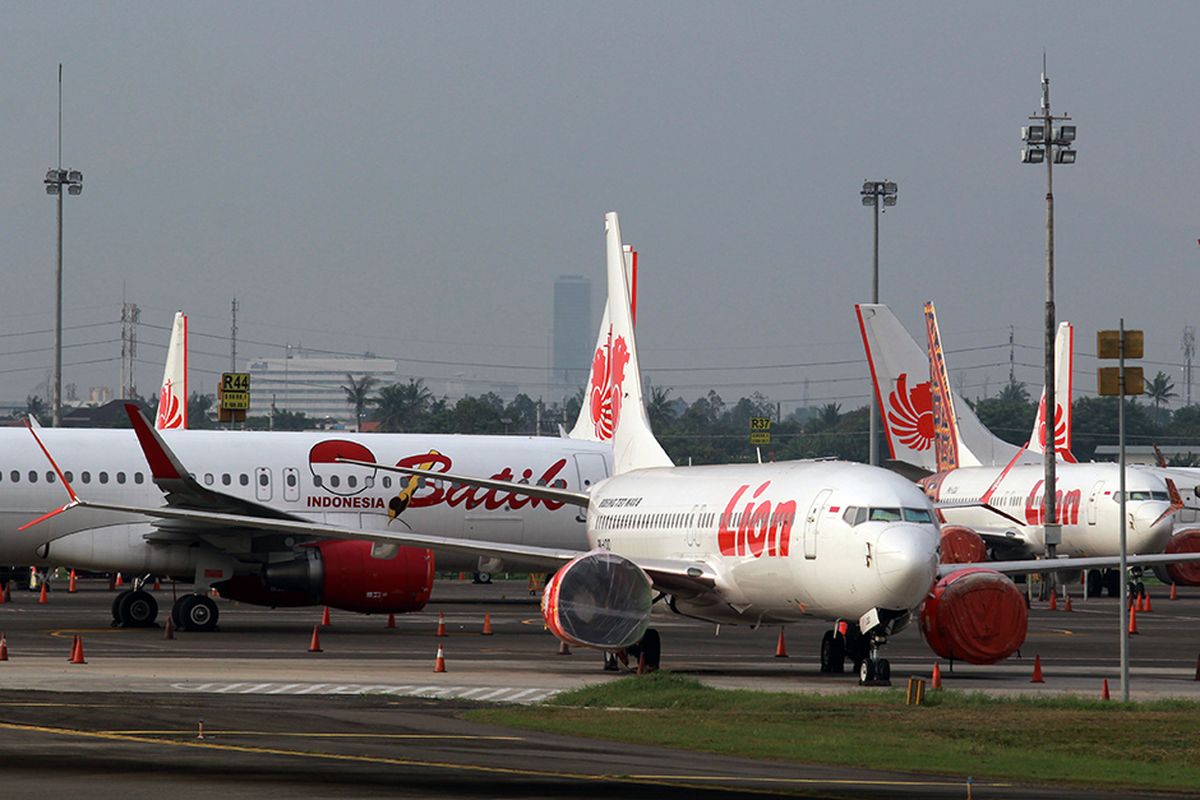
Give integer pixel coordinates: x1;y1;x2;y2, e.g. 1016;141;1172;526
1097;366;1144;396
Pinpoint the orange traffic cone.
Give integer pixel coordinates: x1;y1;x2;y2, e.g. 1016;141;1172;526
435;612;447;637
115;573;124;588
1144;593;1153;613
68;570;77;593
321;606;331;626
69;636;87;665
1128;605;1139;635
774;628;788;658
557;640;571;656
163;615;175;640
481;612;493;636
1030;655;1045;683
1049;592;1057;611
37;584;47;605
0;585;6;605
433;644;446;673
386;612;396;629
1170;582;1179;601
0;634;8;661
153;579;161;591
308;624;323;653
1064;594;1073;612
931;662;943;690
1101;678;1111;700
458;572;466;582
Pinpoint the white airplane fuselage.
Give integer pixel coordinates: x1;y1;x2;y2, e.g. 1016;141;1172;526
587;461;940;626
924;463;1175;557
0;428;609;578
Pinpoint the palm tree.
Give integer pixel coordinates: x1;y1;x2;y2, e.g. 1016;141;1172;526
374;379;433;432
1146;371;1177;423
24;395;48;425
647;386;676;432
341;374;379;432
998;380;1029;404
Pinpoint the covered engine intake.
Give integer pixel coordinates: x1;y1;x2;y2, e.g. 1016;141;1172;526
541;550;653;649
1166;529;1200;586
938;525;987;564
920;567;1027;664
253;539;433;614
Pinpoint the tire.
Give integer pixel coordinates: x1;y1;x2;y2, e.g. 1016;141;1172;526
639;629;661;671
117;590;158;628
1086;570;1103;598
175;595;219;632
112;590;132;622
859;658;876;685
1104;569;1121;598
473;572;492;585
830;635;846;674
876;658;891;683
819;630;834;673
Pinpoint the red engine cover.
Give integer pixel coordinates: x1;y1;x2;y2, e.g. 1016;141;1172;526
1166;529;1200;587
939;525;987;564
542;551;652;649
317;539;434;614
920;567;1027;664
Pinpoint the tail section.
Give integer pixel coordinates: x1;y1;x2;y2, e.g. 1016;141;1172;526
603;212;672;473
1028;322;1076;462
567;241;638;442
924;302;979;471
156;311;188;430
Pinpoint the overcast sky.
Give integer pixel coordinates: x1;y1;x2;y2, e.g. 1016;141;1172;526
3;2;1199;412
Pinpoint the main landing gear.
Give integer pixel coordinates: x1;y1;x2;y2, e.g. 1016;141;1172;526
111;586;159;628
172;593;220;632
819;621;892;686
602;628;662;673
1085;568;1146;599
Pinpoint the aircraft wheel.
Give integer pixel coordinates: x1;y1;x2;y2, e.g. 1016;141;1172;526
1104;569;1121;598
112;590;132;624
876;658;891;683
859;658;876;685
819;630;834;673
174;595;219;632
639;628;661;671
830;634;846;673
117;590;158;628
602;651;620;672
473;572;492;585
1086;570;1103;598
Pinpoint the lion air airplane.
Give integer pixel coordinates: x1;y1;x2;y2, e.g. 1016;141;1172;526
2;271;644;631
857;302;1180;598
35;212;1199;683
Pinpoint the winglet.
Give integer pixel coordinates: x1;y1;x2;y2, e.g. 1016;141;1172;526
1153;478;1186;528
19;417;81;530
125;403;187;481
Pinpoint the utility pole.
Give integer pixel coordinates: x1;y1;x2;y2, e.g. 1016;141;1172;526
1020;57;1077;569
230;298;239;371
44;64;83;426
860;180;898;466
120;301;140;398
1182;326;1194;406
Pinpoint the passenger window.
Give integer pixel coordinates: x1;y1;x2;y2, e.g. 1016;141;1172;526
63;471;72;483
240;474;250;486
46;471;56;483
99;472;109;484
330;475;340;488
116;472;126;484
204;474;214;486
383;476;392;489
286;473;297;488
81;471;91;484
29;471;38;483
313;475;323;487
365;476;374;488
348;475;357;489
222;474;232;486
134;473;144;484
258;473;269;487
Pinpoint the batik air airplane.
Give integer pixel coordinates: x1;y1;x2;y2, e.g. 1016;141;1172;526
3;265;645;631
857;302;1179;598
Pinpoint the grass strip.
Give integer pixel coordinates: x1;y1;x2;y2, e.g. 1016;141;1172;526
465;672;1200;792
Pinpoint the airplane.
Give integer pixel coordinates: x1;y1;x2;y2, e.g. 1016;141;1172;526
857;302;1179;598
27;212;1200;684
1;277;637;629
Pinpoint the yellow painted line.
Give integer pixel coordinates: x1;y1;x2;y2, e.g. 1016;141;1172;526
626;774;1011;788
48;628;129;638
0;702;126;708
98;730;523;740
0;720;809;795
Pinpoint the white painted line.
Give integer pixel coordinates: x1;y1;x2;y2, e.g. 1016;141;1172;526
266;683;304;694
296;683;330;694
379;685;415;695
216;683;247;693
475;687;514;700
323;685;354;694
239;683;274;694
505;688;537;701
454;687;489;698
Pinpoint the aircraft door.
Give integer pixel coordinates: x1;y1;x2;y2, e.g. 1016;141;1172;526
1087;481;1104;525
803;489;832;560
255;467;273;502
283;467;300;503
573;453;609;491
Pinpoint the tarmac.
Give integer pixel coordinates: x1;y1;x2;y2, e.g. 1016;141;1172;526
0;577;1197;798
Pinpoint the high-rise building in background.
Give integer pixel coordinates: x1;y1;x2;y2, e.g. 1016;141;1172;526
551;275;592;401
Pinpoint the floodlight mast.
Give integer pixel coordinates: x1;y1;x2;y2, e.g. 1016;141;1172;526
1020;58;1075;578
860;180;898;466
43;64;83;428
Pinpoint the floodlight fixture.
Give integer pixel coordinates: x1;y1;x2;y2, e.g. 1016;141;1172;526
1022;124;1045;142
1021;147;1045;164
1054;149;1076;164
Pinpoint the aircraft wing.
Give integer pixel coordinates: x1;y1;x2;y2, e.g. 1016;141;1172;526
937;551;1200;579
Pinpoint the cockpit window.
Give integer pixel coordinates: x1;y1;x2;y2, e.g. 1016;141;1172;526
1115;491;1153;502
868;507;902;522
903;507;934;523
1152;491;1169;501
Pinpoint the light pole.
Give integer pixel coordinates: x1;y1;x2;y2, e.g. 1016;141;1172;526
861;180;897;466
44;65;83;427
1020;61;1076;571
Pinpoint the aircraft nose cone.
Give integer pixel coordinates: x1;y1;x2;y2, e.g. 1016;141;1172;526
1131;503;1174;554
875;524;939;608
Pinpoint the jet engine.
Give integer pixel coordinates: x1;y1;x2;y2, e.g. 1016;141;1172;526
1165;529;1200;587
541;550;653;649
242;539;434;614
919;567;1027;664
939;525;987;564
